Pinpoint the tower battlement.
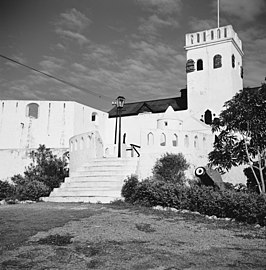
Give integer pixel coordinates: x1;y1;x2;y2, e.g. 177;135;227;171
185;25;243;54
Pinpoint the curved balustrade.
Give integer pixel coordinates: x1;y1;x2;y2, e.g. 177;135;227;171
69;130;104;174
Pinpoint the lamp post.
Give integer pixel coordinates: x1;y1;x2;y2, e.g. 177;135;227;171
112;96;125;158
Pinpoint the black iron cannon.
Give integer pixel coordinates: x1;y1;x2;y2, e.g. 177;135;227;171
195;166;224;190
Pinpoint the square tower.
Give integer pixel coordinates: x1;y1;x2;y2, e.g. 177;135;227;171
185;25;244;121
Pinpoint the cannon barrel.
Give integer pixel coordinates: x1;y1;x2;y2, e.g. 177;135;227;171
195;166;224;190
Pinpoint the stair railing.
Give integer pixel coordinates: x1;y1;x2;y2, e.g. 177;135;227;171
126;143;141;157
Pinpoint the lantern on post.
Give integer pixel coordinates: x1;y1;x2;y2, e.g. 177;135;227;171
112;96;125;158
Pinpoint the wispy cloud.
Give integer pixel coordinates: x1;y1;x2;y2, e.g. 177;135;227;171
55;8;91;45
138;0;182;15
218;0;265;22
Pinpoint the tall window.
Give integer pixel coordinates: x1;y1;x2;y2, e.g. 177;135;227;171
147;132;154;146
197;33;200;43
232;54;235;68
197;59;203;71
204;109;212;125
184;135;189;148
186;59;195;73
211;30;214;40
224;27;227;38
91;112;97;122
217;29;221;39
213;54;222;69
160;133;166;146
203;32;206;42
194;136;199;149
172;134;178;147
27;103;39;119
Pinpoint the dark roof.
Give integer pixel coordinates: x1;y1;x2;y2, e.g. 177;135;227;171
108;88;187;118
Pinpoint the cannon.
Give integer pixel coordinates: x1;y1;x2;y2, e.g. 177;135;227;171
195;166;224;190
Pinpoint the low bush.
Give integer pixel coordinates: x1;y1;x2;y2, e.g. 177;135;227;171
121;175;266;226
15;180;50;201
0;180;15;200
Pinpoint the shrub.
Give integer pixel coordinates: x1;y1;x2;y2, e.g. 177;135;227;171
152;153;189;185
25;144;69;191
0;180;15;200
121;175;139;204
15;180;50;201
244;166;266;194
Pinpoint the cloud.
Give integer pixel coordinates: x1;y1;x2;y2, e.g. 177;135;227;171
218;0;265;22
58;8;92;32
55;8;91;45
188;18;217;32
138;14;179;36
138;0;182;15
39;56;65;72
55;29;89;45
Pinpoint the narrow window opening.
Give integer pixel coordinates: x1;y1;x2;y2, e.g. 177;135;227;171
172;134;178;147
217;29;221;39
197;33;200;43
197;59;203;71
203;32;206;42
27;103;39;119
232;54;235;68
224;27;227;38
213;54;222;69
186;59;195;73
211;31;214;40
160;133;166;146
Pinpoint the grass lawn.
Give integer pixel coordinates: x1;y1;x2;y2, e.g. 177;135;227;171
0;202;266;269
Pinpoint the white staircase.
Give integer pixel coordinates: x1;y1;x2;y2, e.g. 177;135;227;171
42;157;139;203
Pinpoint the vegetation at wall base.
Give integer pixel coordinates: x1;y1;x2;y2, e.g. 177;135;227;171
122;175;266;226
121;153;266;226
1;145;68;201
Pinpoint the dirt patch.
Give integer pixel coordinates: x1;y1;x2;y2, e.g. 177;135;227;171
0;203;266;269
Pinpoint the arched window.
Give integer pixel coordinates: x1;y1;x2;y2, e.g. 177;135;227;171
197;33;200;43
194;136;199;149
91;112;97;122
147;132;154;146
190;35;194;44
232;54;235;68
203;137;207;149
160;133;166;146
186;59;195;73
211;30;214;40
204;110;212;125
172;134;178;147
70;141;73;152
213;54;222;69
217;29;221;39
224;27;227;38
197;59;203;71
203;32;206;42
27;103;39;119
87;135;91;147
184;135;189;148
74;140;78;151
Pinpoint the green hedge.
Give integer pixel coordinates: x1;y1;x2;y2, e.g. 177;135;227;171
121;175;266;226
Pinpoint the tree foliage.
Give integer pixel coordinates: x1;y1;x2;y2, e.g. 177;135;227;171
152;152;189;185
10;145;69;200
209;84;266;194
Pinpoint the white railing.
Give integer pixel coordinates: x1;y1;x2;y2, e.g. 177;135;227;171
69;130;104;174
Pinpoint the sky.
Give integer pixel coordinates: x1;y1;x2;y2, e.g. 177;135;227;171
0;0;265;111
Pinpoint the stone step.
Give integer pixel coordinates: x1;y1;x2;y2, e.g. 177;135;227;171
71;170;134;177
42;196;120;203
61;181;123;189
50;189;121;197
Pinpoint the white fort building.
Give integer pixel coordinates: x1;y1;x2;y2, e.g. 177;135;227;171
0;25;249;202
